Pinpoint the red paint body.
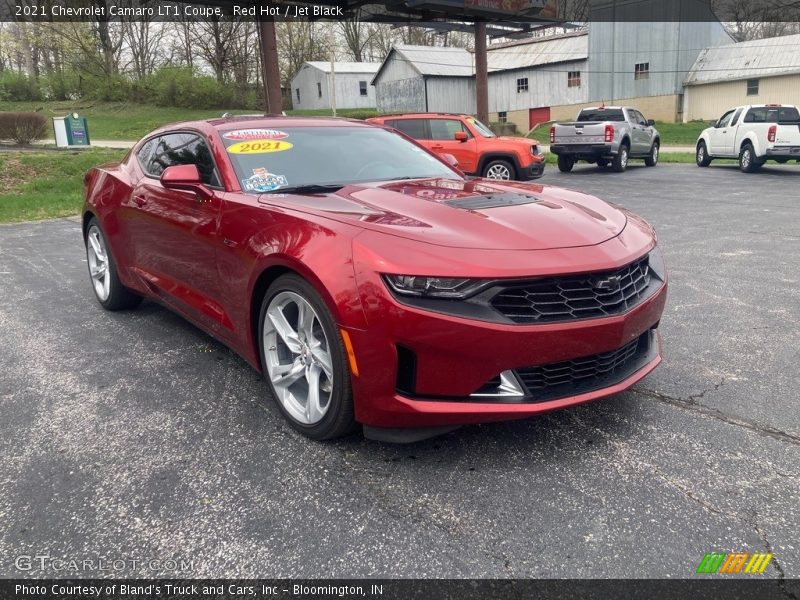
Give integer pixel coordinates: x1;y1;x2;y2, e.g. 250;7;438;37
83;117;667;429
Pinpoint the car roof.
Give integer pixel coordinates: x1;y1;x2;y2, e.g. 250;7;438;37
373;113;469;119
145;115;374;138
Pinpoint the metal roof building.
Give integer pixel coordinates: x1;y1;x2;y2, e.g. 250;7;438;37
290;61;381;111
683;34;800;121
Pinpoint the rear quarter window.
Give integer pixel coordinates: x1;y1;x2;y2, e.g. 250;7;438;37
390;119;427;140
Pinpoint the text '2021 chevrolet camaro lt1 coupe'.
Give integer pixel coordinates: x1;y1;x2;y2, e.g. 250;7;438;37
83;117;667;442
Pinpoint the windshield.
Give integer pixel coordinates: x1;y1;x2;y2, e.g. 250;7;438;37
465;117;496;138
220;125;458;193
578;109;625;122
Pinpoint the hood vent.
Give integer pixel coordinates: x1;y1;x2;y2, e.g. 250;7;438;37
443;192;539;210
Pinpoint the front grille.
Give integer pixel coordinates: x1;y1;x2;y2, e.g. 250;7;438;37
490;255;653;324
514;331;653;402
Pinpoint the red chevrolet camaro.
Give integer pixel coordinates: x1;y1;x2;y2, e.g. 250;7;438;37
82;116;667;442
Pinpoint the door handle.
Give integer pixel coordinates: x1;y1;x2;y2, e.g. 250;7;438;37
132;195;147;207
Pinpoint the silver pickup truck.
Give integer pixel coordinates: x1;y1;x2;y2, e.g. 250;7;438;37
550;106;661;173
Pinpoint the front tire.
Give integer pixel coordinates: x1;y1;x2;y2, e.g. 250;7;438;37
259;274;355;440
482;159;515;180
644;141;660;167
739;143;761;173
557;156;575;173
84;218;141;310
696;141;712;167
612;144;629;172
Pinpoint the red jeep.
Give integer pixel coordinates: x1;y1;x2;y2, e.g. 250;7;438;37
367;113;545;180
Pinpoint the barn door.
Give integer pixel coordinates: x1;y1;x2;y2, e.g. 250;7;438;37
529;107;551;130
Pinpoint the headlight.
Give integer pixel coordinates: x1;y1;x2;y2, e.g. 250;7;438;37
531;144;541;156
383;275;488;299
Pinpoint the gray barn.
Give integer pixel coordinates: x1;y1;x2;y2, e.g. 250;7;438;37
290;61;380;111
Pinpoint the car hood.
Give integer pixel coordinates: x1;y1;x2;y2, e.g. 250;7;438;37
497;135;539;147
259;178;627;250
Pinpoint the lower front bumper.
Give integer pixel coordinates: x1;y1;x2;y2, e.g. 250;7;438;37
520;160;546;179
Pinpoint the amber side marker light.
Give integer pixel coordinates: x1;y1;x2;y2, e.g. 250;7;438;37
340;329;359;377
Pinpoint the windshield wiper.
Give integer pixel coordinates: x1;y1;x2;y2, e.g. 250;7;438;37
263;184;343;195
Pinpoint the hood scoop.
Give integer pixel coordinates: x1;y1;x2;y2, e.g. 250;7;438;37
443;192;539;210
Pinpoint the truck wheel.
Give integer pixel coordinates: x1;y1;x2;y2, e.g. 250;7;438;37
596;159;609;169
557;156;574;173
739;143;761;173
483;159;515;180
696;141;712;167
612;144;629;173
644;142;660;167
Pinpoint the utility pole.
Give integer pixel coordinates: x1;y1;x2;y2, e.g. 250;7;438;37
259;20;283;114
474;21;488;124
330;29;337;117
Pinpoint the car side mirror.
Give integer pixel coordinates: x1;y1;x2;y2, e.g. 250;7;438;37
160;164;213;201
647;119;655;126
441;153;459;168
454;131;468;142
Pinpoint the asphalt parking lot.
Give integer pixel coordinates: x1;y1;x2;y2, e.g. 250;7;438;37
1;162;799;581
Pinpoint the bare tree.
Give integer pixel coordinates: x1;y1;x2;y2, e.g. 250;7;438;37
121;20;168;80
191;18;243;83
340;17;373;61
276;21;331;85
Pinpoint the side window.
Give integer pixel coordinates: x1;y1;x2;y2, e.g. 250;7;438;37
631;110;647;126
391;118;427;140
146;133;221;187
428;119;467;141
730;108;743;125
717;110;735;128
136;138;155;170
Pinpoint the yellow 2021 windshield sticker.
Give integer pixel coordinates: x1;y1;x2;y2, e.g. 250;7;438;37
227;140;293;154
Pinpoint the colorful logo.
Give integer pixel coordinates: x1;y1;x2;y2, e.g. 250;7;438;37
223;129;288;141
696;552;773;574
241;168;287;193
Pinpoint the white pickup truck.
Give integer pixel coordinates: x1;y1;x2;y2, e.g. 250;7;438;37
696;104;800;172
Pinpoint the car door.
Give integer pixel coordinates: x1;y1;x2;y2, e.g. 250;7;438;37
126;132;227;330
426;118;478;173
708;109;736;156
629;110;650;154
718;108;743;156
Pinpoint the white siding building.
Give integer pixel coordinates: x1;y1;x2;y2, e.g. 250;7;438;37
683;34;800;121
290;62;380;111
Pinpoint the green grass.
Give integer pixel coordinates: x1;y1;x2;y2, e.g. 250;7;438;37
530;120;711;147
0;101;379;141
0;148;127;223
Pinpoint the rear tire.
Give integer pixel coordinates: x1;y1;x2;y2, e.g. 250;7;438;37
739;143;761;173
696;141;712;167
644;141;660;167
258;274;356;440
84;218;142;311
612;144;629;173
557;156;575;173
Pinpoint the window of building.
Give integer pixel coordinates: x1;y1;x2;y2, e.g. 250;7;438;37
567;71;581;88
295;88;300;103
747;79;759;96
634;62;650;80
498;111;508;123
516;77;528;93
359;81;368;96
317;82;322;98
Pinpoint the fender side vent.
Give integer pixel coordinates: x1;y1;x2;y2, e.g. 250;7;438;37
395;345;417;396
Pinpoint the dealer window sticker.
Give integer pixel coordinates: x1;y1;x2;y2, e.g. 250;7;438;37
241;168;287;192
223;129;289;141
227;140;293;154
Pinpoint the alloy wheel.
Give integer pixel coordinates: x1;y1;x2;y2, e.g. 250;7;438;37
485;164;511;179
263;291;334;425
86;225;110;301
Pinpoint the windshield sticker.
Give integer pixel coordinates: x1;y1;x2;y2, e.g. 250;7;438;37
241;169;288;192
228;140;293;154
223;129;288;141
